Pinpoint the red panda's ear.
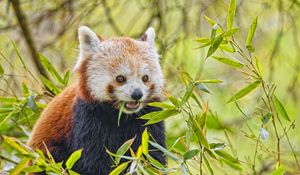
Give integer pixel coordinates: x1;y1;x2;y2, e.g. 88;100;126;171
140;27;156;47
75;26;101;70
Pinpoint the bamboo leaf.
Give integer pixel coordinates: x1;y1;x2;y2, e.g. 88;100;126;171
195;83;212;94
180;84;194;107
145;154;164;169
148;102;175;109
0;62;4;76
227;80;261;103
215;150;239;164
204;154;214;175
246;17;258;52
210;143;226;151
118;102;125;127
39;54;64;83
211;56;244;68
66;149;82;169
205;15;217;25
115;137;135;165
41;75;60;95
183;149;200;160
142;128;149;154
195;79;223;84
149;140;182;162
10;158;30;175
223;28;239;37
63;69;71;86
109;161;130;175
189;116;210;149
144;109;179;125
3;136;29;155
227;0;236;29
274;96;291;122
206;35;223;58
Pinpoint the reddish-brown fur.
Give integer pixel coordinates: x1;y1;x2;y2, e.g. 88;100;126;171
27;83;78;153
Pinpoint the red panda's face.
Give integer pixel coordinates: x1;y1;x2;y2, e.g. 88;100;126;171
76;26;164;113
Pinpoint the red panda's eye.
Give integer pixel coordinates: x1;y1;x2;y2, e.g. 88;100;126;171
116;75;126;83
142;75;149;82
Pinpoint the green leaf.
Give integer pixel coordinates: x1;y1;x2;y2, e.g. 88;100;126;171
115;137;135;165
219;44;235;53
205;15;217;25
10;158;30;175
210;143;226;151
27;94;38;113
118;102;125;127
215;150;239;163
271;165;285;175
0;62;4;76
206;35;223;58
274;96;291;122
210;24;218;40
63;69;71;86
195;38;210;43
66;149;82;169
68;170;80;175
227;80;261;103
145;154;164;169
227;0;236;29
195;79;223;84
149;141;182;162
148;102;175;109
255;57;263;76
22;82;30;96
246;17;258;52
195;83;212;94
262;113;271;125
39;54;64;84
204;154;214;175
180;84;194;107
144;109;179;125
223;28;239;37
211;56;244;68
142;128;149;154
3;136;29;155
183;149;200;160
189;116;210;149
41;75;60;95
109;161;130;175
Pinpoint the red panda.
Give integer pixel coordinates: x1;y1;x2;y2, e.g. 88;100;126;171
27;26;166;174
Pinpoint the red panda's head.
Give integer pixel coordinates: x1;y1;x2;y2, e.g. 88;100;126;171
75;26;164;113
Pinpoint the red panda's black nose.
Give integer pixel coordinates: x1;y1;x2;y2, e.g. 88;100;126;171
131;89;143;100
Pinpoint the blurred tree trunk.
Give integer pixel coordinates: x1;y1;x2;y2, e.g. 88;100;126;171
10;0;49;79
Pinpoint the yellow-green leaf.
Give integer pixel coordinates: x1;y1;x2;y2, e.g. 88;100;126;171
0;62;4;76
211;56;243;68
206;35;223;58
115;137;135;165
183;149;200;160
227;80;261;103
144;109;179;125
10;158;30;175
109;161;130;175
246;17;258;52
227;0;236;29
66;149;82;169
274;96;291;122
215;150;239;164
142;128;149;154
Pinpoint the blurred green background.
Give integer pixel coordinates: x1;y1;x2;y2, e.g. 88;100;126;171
0;0;300;174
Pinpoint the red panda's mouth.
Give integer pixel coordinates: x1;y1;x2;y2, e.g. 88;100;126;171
125;101;140;110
